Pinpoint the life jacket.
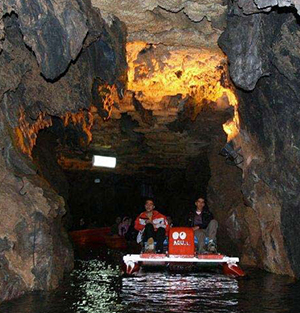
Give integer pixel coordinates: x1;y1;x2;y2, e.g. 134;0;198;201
134;210;169;234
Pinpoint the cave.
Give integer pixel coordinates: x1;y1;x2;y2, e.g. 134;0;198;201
1;0;300;303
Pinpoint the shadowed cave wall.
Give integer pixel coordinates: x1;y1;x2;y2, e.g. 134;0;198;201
218;2;300;276
0;0;127;302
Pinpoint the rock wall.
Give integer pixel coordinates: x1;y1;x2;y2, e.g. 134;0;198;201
219;1;300;276
91;0;227;49
207;140;263;266
0;0;127;302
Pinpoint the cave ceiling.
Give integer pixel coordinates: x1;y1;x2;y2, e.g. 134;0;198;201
57;42;236;174
4;0;291;175
91;0;227;49
71;0;300;176
57;96;233;174
55;0;238;174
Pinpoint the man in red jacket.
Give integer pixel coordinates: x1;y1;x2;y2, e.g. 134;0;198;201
134;199;169;253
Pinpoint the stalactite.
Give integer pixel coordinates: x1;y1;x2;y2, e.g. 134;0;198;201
62;108;95;144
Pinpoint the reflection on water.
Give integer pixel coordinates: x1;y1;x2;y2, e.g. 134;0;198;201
1;253;300;313
69;260;124;313
122;272;239;313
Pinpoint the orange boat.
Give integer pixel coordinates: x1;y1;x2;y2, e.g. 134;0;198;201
69;227;111;246
104;234;127;250
69;227;127;249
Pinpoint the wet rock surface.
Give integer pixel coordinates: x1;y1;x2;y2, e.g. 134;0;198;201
219;1;300;276
1;0;88;80
92;0;227;49
0;171;74;302
219;12;272;91
207;140;261;266
0;0;127;303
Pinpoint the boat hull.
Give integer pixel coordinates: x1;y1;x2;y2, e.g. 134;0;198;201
123;253;245;277
70;228;127;249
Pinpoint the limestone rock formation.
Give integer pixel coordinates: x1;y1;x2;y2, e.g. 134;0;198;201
219;12;271;91
255;0;300;14
91;0;227;49
0;0;127;302
219;0;300;276
1;0;88;80
221;0;300;91
0;171;73;301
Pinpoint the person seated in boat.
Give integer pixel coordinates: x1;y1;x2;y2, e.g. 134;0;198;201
188;197;218;254
134;199;169;253
111;216;121;235
118;217;131;236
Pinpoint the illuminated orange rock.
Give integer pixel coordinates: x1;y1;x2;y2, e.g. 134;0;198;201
15;109;53;157
126;42;237;110
15;108;97;157
63;109;95;145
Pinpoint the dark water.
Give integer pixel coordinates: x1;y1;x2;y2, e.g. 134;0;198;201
1;249;300;313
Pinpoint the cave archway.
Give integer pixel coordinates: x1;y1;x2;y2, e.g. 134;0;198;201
2;0;300;303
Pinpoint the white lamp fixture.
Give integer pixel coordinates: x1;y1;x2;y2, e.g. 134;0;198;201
92;155;116;168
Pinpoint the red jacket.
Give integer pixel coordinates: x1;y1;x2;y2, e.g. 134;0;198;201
134;210;169;234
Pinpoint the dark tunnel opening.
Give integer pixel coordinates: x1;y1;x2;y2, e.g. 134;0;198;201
31;116;212;232
64;156;211;230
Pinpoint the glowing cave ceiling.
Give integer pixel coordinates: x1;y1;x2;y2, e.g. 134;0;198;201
57;42;238;173
9;0;240;174
55;0;237;173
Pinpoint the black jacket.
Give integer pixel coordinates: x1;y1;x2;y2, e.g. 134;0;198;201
187;209;214;229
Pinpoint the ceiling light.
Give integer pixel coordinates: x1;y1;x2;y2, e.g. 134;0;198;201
92;155;116;168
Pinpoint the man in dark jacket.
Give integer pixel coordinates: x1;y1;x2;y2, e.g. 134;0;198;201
188;197;218;253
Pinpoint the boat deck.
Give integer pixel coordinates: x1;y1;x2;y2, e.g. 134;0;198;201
123;253;239;264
